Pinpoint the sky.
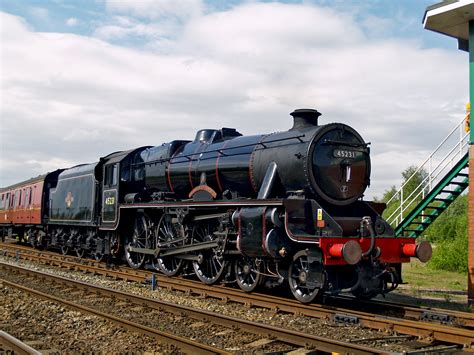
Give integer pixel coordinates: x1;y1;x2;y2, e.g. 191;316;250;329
0;0;469;199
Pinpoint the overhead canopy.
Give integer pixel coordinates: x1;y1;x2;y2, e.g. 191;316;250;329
423;0;474;51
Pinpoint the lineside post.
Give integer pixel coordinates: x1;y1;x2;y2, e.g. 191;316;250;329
469;19;474;307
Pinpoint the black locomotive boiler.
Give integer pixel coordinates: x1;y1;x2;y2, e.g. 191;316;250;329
1;109;432;303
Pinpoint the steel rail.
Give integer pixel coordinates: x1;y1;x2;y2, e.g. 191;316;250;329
2;244;474;348
334;294;474;329
0;331;41;355
160;278;474;347
1;277;228;354
0;262;381;354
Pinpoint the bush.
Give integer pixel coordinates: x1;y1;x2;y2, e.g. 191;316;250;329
424;195;467;243
423;195;467;273
428;234;468;273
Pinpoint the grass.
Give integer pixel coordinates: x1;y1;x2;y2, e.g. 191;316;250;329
381;259;471;311
402;259;466;292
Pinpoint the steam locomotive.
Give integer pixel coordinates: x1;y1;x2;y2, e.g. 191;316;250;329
0;109;431;303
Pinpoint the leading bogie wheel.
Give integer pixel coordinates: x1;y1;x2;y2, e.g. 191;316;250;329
288;250;325;304
235;256;262;292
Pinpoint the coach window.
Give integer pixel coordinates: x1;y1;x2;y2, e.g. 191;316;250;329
23;189;26;207
5;193;10;210
13;191;18;208
24;188;32;207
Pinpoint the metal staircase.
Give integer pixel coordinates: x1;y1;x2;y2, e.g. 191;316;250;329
386;116;470;237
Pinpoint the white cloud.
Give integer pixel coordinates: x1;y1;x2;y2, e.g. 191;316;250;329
104;0;203;20
0;4;468;200
66;17;79;26
94;0;203;44
94;0;204;45
93;16;169;41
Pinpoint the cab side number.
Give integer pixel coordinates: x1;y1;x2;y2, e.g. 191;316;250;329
105;197;115;205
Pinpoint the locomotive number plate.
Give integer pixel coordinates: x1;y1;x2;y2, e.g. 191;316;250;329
333;149;359;159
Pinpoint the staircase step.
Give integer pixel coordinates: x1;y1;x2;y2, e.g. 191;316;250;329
433;198;454;203
409;222;431;226
440;189;462;194
419;214;437;218
424;206;445;210
449;181;468;186
402;229;422;235
457;173;469;178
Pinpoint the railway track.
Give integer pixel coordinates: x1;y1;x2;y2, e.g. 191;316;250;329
0;331;41;355
334;294;474;329
3;242;473;329
1;262;380;354
1;265;228;354
2;242;474;350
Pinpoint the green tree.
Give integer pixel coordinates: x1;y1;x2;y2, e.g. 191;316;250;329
401;166;428;197
382;166;428;222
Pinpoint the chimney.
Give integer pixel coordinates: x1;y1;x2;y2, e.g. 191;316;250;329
290;109;321;130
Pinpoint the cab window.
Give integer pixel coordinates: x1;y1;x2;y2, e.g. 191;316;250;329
105;164;118;187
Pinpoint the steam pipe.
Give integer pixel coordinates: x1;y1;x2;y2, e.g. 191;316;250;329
361;216;376;257
257;161;278;199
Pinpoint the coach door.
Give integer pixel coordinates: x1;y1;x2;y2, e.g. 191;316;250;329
102;163;118;225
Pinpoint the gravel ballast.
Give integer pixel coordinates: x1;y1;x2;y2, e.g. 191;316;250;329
0;253;428;352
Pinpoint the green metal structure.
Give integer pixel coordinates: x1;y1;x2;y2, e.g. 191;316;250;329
395;152;468;237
